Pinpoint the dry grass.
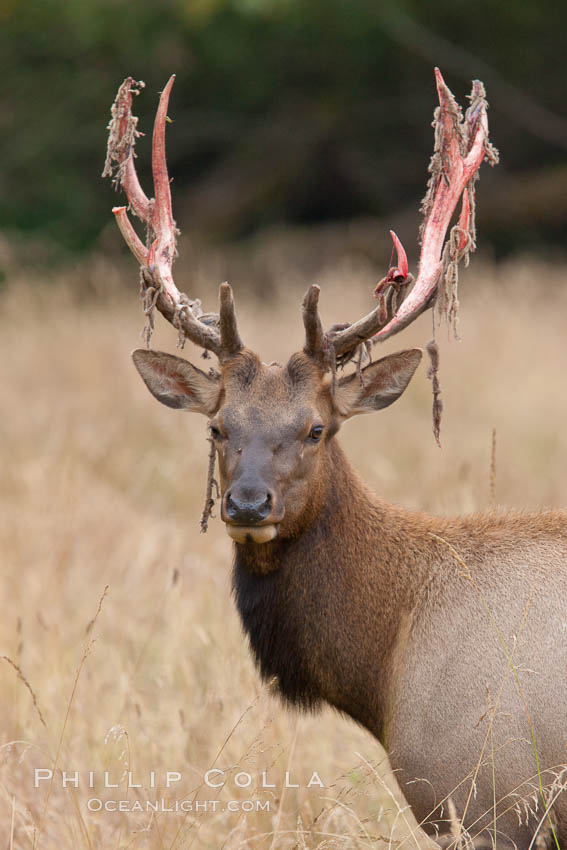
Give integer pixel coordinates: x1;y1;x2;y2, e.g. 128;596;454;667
1;244;567;849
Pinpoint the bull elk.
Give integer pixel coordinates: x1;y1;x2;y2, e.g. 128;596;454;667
103;72;567;848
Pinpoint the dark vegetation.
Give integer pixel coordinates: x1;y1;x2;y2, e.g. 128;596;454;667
0;0;565;264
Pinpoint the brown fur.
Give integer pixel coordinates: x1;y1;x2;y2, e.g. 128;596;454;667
133;346;567;850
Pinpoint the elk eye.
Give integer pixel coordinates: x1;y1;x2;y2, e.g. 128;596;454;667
308;424;324;442
209;423;222;440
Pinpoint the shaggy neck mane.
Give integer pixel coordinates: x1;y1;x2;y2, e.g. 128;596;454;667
231;438;432;739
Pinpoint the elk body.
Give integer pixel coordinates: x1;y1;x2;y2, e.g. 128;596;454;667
105;73;567;848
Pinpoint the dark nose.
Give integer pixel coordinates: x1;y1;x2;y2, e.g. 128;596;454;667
225;490;273;525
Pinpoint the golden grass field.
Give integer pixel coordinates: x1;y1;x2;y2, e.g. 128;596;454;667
1;241;567;848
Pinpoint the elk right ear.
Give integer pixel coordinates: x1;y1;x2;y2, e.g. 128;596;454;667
132;350;221;416
333;348;422;419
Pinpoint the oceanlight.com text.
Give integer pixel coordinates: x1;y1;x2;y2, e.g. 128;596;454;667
87;798;270;813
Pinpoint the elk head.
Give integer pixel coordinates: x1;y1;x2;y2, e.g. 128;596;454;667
103;70;496;543
131;283;422;543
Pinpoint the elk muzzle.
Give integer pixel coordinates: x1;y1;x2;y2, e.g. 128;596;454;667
222;486;283;544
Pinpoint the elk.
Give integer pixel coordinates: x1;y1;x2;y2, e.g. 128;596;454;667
103;72;567;849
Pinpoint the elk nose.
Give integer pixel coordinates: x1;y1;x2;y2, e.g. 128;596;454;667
225;490;273;525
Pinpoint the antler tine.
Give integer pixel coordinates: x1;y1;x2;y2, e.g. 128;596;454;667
102;78;152;221
330;68;497;358
104;76;227;359
146;75;179;305
302;285;327;363
218;282;244;361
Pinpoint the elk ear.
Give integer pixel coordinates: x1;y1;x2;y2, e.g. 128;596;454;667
334;348;422;419
132;350;221;416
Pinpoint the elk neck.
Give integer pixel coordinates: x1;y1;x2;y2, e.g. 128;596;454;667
231;436;437;741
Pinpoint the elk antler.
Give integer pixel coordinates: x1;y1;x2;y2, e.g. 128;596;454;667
103;76;243;362
318;68;498;362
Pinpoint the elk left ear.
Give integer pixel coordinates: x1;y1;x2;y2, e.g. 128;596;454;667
333;349;422;418
132;349;222;415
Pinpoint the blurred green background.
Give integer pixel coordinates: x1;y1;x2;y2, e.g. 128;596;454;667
0;0;565;269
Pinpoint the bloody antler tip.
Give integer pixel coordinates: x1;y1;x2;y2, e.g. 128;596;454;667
163;74;176;94
389;230;409;279
434;68;453;104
